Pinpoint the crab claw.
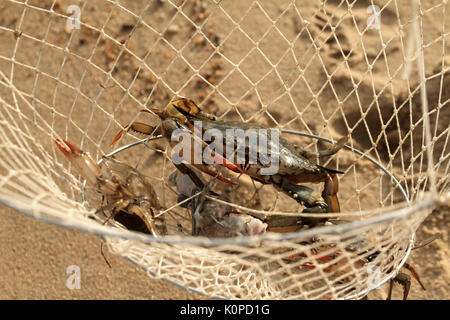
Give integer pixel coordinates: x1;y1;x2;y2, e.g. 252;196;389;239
55;139;101;186
322;173;340;213
205;149;244;175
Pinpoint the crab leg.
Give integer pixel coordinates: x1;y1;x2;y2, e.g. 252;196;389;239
111;119;243;182
127;204;158;237
322;173;340;213
281;183;327;212
403;263;426;291
280;172;340;214
110;121;162;146
110;108;164;146
389;273;411;300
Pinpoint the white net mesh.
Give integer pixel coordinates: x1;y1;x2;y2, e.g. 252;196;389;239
0;0;448;299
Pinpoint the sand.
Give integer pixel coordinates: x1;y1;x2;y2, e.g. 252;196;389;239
0;204;203;299
0;0;448;299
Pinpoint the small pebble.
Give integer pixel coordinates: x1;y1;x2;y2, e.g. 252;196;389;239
166;24;180;34
194;36;206;46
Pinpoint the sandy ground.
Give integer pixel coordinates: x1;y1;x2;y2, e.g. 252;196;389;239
0;204;201;299
0;0;448;299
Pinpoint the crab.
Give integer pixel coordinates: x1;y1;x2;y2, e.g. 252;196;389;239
55;139;167;236
292;234;440;300
384;234;440;300
111;98;347;216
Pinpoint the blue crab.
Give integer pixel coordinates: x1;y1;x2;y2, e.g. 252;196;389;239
112;98;347;215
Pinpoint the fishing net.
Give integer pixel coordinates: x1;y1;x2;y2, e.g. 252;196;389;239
0;0;448;299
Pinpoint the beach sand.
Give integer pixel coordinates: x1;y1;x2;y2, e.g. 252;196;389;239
0;0;448;299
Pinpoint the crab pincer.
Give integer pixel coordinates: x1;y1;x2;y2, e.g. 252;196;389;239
55;139;102;186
